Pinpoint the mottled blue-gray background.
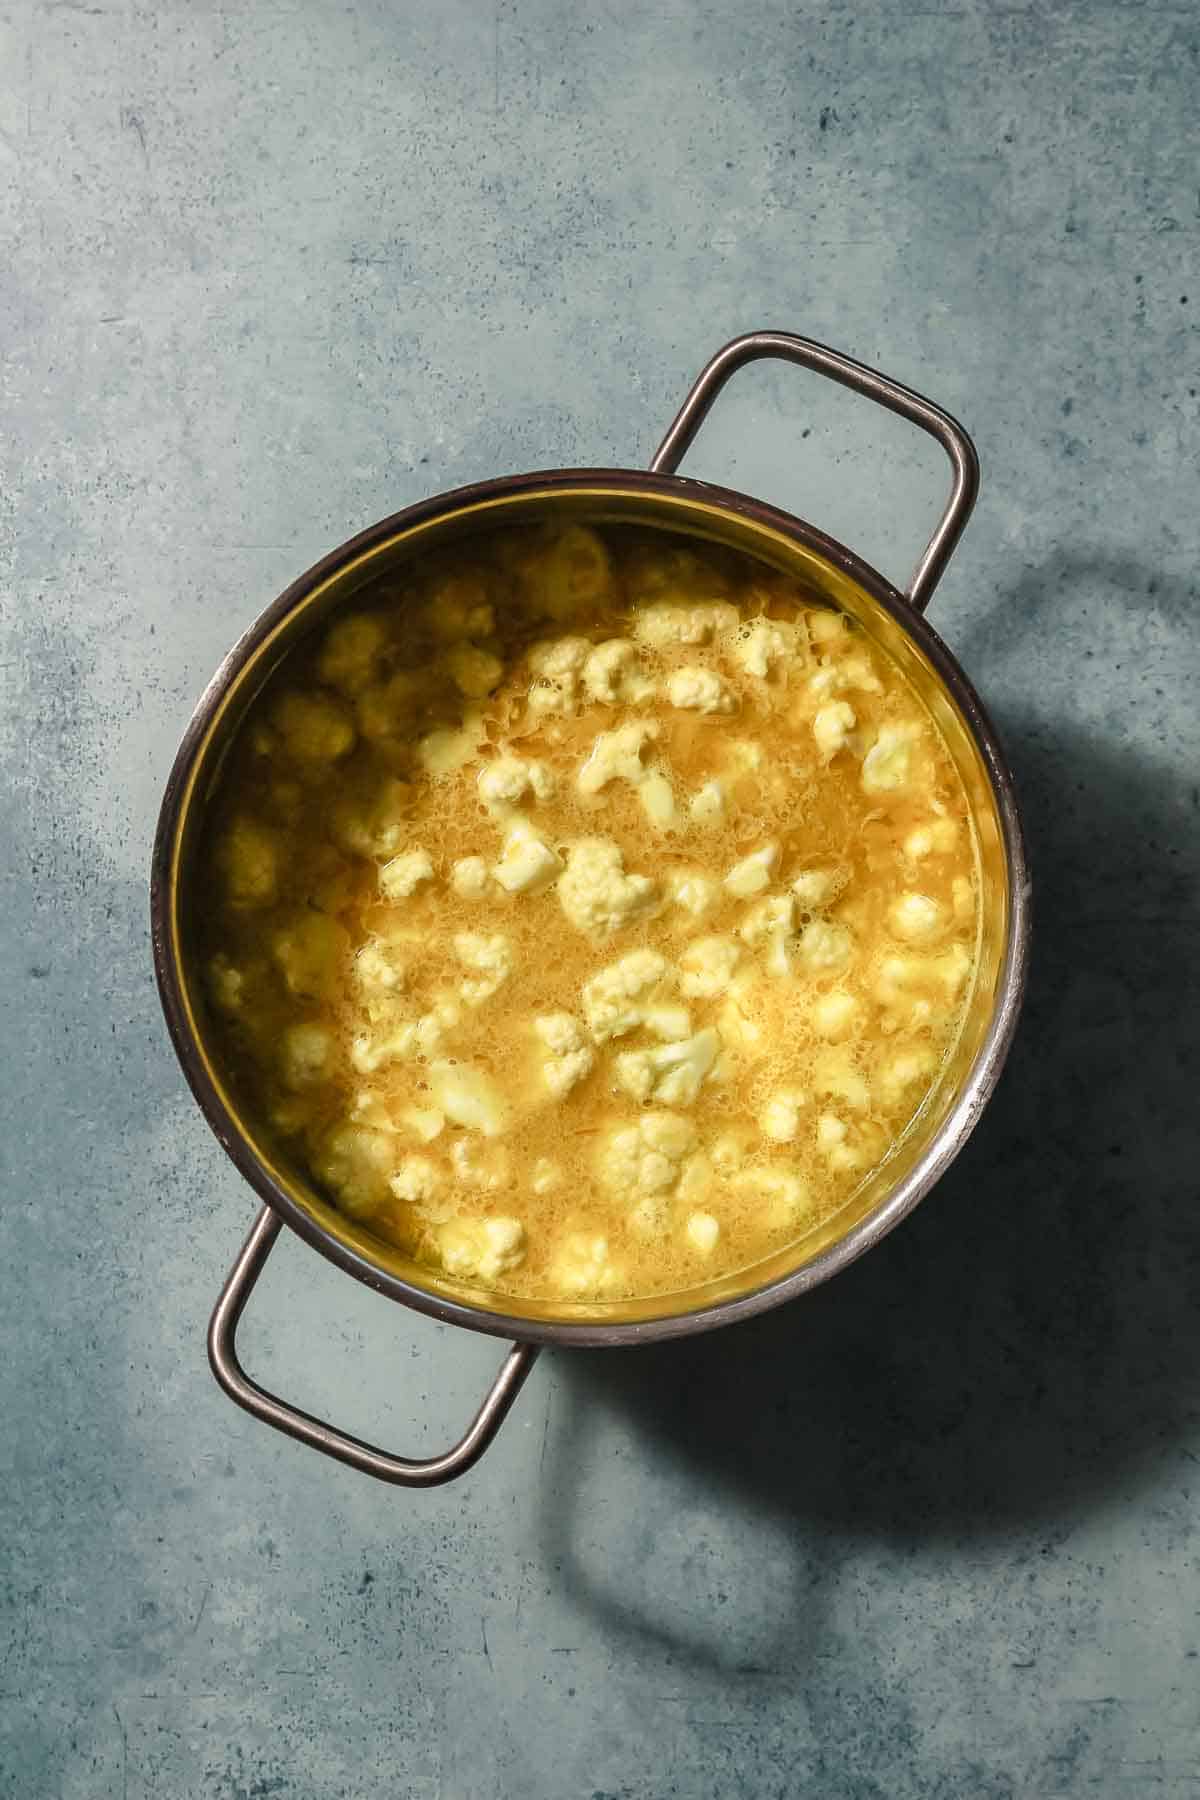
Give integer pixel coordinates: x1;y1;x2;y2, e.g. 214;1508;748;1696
3;2;1198;1795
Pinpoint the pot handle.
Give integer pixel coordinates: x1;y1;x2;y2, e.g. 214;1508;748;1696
208;1206;540;1487
649;330;980;613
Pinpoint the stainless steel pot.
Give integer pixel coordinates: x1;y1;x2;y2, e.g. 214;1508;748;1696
151;332;1030;1488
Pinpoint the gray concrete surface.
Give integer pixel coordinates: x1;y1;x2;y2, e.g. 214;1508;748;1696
3;2;1198;1795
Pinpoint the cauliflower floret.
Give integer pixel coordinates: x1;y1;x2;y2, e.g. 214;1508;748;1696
812;989;860;1040
730;1165;811;1225
797;918;853;974
642;1003;693;1041
314;1123;394;1219
207;952;248;1015
581;949;669;1042
686;1212;721;1254
671;872;719;919
429;1061;510;1137
808;654;883;699
389;1154;442;1207
417;707;488;777
220;818;279;909
888;892;945;943
807;609;847;646
791;867;845;910
548;1231;621;1296
733;619;797;680
401;1105;445;1142
861;721;921;794
273;913;350;1000
352;935;409;1013
425;573;495;641
477;754;556;816
536;525;614;618
760;1090;808;1144
613;1027;721;1107
451;855;489;899
333;777;414;859
813;1048;871;1112
724;843;780;898
718;976;769;1057
558;838;659;935
737;895;796;977
904;817;960;859
582;639;656;705
665;667;736;715
688;780;726;827
813;700;857;761
280;1022;334;1090
527;635;591;716
679;936;742;998
492;821;564;895
631;599;735;647
815;1112;865;1174
439;1216;526;1283
271;690;356;763
316;613;389;696
443;643;504;698
577;720;659;796
531;1158;562;1194
454;932;513;1007
356;671;422;746
875;1045;939;1108
449;1138;512;1191
875;941;972;1025
349;1017;420;1075
534;1012;596;1099
637;772;677;831
379;848;435;900
598;1112;698;1207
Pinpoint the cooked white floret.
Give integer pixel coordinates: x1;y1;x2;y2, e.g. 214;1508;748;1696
581;948;669;1042
220;818;279;909
439;1217;526;1282
477;754;556;816
614;1027;721;1107
207;953;248;1015
333;777;414;859
797;918;853;973
688;780;726;827
631;600;735;648
548;1231;620;1296
791;867;844;910
598;1112;698;1202
815;1111;864;1173
665;667;736;715
531;1158;563;1194
425;575;495;641
314;1123;394;1218
558;839;659;935
429;1060;510;1137
888;892;945;942
641;1003;693;1041
760;1090;807;1143
356;672;422;745
316;614;388;696
905;816;960;857
389;1154;441;1206
281;1023;334;1090
861;721;921;794
813;1048;871;1112
671;872;719;919
807;609;847;645
271;690;357;763
443;643;504;698
527;635;591;716
417;707;487;777
733;619;796;679
454;932;513;1007
637;772;677;830
492;821;565;895
449;1138;511;1191
352;936;409;1012
723;843;780;898
582;639;656;705
577;721;659;796
273;913;349;1000
686;1212;720;1254
875;1046;939;1107
737;895;796;977
812;989;860;1040
379;848;435;900
679;936;742;999
813;700;857;761
451;855;489;899
401;1105;445;1143
807;654;883;700
534;1012;596;1098
730;1164;810;1224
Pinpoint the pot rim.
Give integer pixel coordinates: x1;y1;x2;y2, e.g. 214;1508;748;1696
151;465;1030;1349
